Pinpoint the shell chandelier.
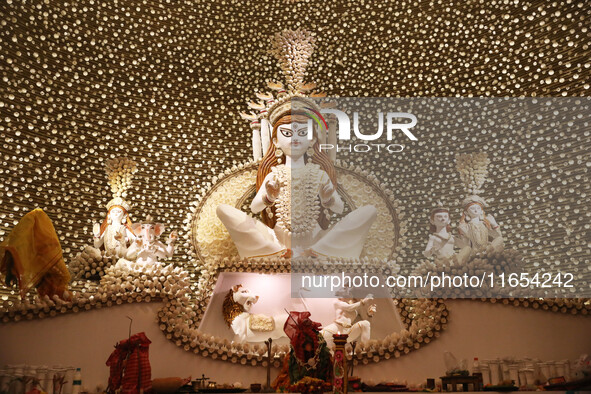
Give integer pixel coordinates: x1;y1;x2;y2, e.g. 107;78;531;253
1;0;590;297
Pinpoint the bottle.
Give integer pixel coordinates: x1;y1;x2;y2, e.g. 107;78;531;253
473;357;481;374
472;358;482;390
72;368;82;394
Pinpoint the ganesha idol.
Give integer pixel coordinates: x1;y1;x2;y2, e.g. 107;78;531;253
71;157;179;279
115;215;178;269
91;157;139;258
216;104;378;259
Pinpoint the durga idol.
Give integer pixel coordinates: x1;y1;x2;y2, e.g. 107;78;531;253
217;107;377;259
216;29;378;259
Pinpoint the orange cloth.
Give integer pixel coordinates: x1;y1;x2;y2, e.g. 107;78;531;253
0;208;70;298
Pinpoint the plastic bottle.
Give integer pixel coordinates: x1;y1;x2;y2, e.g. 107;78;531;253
72;368;82;394
473;357;481;374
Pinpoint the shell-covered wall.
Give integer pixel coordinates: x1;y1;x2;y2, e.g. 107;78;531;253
0;0;589;292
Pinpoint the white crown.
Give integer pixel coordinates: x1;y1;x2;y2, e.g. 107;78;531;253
104;157;137;211
456;152;491;208
239;29;333;161
462;195;488;208
106;196;131;212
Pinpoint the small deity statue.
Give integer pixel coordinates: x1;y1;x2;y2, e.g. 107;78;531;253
222;284;289;342
456;195;503;252
91;157;138;258
414;153;519;286
423;204;456;259
71;157;140;280
119;215;177;267
455;153;504;257
217;29;377;259
93;198;135;258
320;287;376;349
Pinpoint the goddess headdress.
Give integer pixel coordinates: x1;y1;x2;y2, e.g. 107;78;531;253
455;152;490;209
104;156;138;212
429;201;451;233
98;157;137;237
240;29;337;162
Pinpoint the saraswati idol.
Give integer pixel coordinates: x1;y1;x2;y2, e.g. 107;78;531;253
216;29;377;259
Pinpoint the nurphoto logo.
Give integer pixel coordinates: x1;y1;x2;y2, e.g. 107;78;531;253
301;105;418;153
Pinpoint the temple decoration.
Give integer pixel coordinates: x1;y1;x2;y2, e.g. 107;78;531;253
0;14;589;370
272;311;333;392
69;157;138;280
332;333;349;394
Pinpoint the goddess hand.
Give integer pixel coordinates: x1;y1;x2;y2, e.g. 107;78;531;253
93;223;101;238
114;229;125;242
367;304;377;317
319;179;335;202
168;230;178;244
486;214;499;228
362;294;374;305
265;174;281;201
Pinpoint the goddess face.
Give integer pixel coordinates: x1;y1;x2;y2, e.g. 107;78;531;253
465;203;483;219
109;207;124;222
275;122;313;160
430;211;450;227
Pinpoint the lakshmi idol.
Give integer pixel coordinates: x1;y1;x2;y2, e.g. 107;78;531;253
92;198;135;258
91;157;138;258
216;29;377;259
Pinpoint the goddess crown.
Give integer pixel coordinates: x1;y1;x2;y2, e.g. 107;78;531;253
455;152;490;208
240;29;336;161
104;156;137;212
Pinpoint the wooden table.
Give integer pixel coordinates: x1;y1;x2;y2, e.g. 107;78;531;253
440;373;483;392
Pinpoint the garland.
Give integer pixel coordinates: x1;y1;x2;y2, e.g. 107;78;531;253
273;164;323;237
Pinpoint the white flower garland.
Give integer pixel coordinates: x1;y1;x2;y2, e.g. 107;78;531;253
69;246;118;280
272;164;322;237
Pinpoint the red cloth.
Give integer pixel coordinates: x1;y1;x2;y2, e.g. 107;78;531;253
106;332;152;394
283;311;322;363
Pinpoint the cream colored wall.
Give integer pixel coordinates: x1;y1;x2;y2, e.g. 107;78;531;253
0;300;589;390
